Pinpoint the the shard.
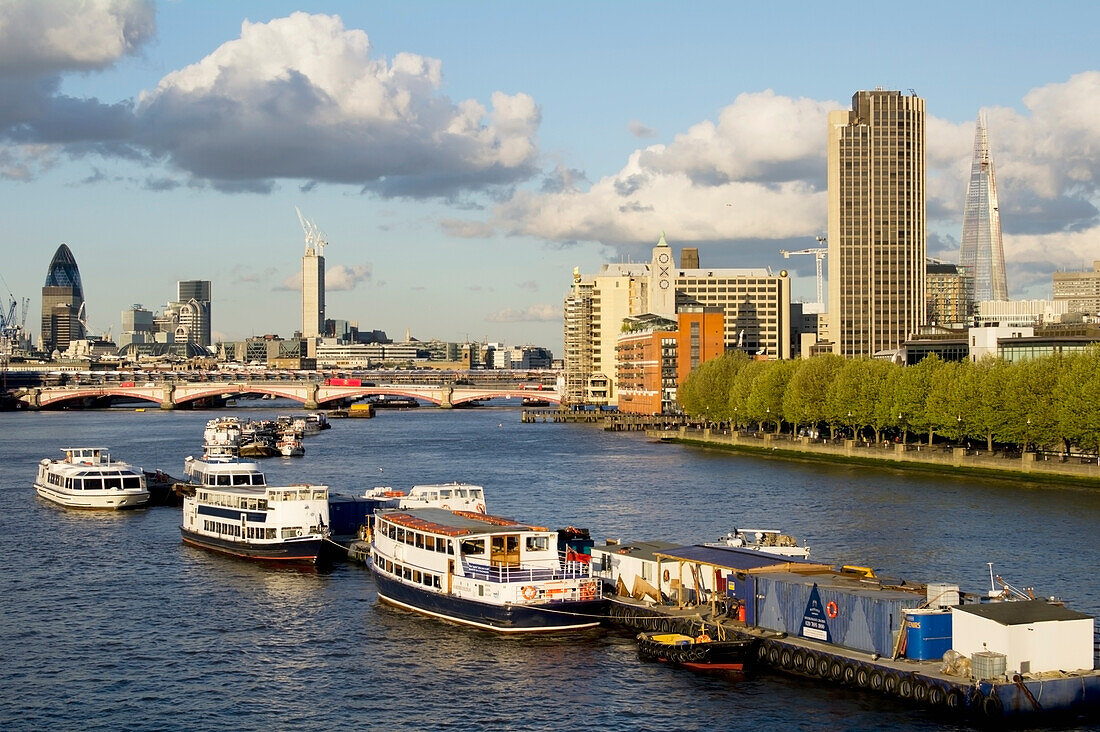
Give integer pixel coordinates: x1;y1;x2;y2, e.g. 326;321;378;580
959;115;1008;302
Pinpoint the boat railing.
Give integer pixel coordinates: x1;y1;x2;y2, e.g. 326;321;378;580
461;552;591;584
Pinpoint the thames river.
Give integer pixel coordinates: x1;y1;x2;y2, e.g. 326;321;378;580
1;403;1097;731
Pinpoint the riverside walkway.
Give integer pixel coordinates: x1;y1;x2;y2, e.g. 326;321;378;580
648;426;1100;483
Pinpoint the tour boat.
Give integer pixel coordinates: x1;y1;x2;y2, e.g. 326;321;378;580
370;507;604;633
362;482;487;514
34;447;150;509
179;453;329;563
637;631;757;671
705;528;811;558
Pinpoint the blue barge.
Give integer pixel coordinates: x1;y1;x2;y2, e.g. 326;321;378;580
595;541;1099;723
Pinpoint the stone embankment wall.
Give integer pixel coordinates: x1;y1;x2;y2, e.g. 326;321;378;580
651;427;1100;483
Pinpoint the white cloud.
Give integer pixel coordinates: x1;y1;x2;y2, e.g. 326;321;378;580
326;263;372;291
485;304;561;322
134;12;541;196
0;0;154;77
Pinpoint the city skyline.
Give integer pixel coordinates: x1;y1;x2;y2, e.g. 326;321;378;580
2;1;1100;351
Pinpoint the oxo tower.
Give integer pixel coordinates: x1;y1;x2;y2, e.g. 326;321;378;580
959;115;1008;302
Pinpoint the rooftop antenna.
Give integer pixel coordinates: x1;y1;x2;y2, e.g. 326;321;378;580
295;207;327;256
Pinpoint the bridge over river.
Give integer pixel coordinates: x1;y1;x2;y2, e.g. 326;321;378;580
17;380;561;410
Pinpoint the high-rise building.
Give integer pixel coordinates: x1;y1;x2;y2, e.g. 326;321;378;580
959;115;1008;303
298;210;326;340
176;280;212;347
40;243;85;354
827;90;926;358
1053;261;1100;316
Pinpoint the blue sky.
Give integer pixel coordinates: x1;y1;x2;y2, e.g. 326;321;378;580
2;1;1099;351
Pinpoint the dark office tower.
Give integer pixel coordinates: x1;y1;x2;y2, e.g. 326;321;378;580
959;115;1008;303
177;280;212;347
827;90;926;357
41;243;85;353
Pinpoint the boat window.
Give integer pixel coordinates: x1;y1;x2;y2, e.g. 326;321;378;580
83;478;103;491
525;535;549;552
412;570;421;583
425;535;435;551
404;531;415;546
385;560;393;573
217;475;230;486
422;573;433;587
396;528;405;543
415;533;424;549
460;538;485;556
232;475;250;486
251;475;265;486
457;489;467;498
471;489;483;499
312;489;326;500
123;476;141;489
432;576;441;589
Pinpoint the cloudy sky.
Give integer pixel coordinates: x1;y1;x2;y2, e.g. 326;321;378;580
2;1;1098;350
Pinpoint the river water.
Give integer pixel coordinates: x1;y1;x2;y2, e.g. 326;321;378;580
1;403;1097;731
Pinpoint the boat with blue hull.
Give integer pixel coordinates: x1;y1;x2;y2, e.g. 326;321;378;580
370;507;604;633
179;453;330;565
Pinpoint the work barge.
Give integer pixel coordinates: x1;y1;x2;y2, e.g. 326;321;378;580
593;538;1100;724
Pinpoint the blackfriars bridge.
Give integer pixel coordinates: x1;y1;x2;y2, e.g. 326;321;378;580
17;380;562;410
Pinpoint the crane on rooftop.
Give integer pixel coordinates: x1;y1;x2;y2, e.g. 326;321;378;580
295;207;327;256
779;236;828;309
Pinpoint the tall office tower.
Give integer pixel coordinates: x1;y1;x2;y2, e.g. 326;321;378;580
959;115;1008;303
40;243;85;353
297;209;326;339
827;90;926;357
176;280;212;347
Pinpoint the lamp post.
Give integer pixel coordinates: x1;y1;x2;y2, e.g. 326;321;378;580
1026;418;1031;453
847;410;853;440
957;415;963;447
766;407;771;434
898;412;905;445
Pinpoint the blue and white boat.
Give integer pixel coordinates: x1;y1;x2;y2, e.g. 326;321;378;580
370;507;603;633
179;453;329;564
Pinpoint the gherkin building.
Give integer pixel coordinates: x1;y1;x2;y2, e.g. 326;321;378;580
41;243;86;353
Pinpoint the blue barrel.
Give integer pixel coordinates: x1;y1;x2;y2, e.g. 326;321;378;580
905;609;952;660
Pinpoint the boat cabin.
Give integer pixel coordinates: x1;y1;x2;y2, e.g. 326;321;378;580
63;447;109;465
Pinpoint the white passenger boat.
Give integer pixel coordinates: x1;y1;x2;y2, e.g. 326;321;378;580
362;482;487;514
180;454;329;563
705;528;810;558
370;508;604;632
34;447;149;510
276;431;304;457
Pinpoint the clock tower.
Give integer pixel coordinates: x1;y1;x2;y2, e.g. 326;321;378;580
650;232;676;317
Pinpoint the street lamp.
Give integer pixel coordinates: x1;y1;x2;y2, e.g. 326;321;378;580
766;407;771;434
1026;418;1032;453
898;413;904;445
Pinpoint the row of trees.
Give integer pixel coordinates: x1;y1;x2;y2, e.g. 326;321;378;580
677;348;1100;455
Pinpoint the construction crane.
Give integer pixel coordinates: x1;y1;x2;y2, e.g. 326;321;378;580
779;236;828;308
1;295;29;391
295;206;327;256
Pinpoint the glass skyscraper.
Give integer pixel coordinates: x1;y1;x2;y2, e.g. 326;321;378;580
959;115;1008;303
40;243;85;353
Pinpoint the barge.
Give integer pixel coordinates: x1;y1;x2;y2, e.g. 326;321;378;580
594;540;1100;723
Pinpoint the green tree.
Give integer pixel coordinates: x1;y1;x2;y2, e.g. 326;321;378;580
678;352;749;422
1053;348;1100;456
892;356;940;444
747;360;796;433
730;358;768;430
865;360;900;444
826;359;876;440
1003;356;1061;451
783;354;844;438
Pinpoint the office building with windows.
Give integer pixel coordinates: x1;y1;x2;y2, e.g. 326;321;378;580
828;90;926;358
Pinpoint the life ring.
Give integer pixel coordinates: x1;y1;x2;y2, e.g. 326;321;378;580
826;601;838;618
521;586;537;600
696;633;711;643
662;569;670;582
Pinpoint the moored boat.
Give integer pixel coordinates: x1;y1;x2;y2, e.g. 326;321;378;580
33;447;150;510
179;453;329;563
705;528;810;558
370;508;604;632
276;431;305;457
637;631;757;671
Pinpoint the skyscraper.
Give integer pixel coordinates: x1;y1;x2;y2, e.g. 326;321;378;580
959;115;1008;303
176;280;212;347
40;243;85;354
827;89;926;358
297;209;326;339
